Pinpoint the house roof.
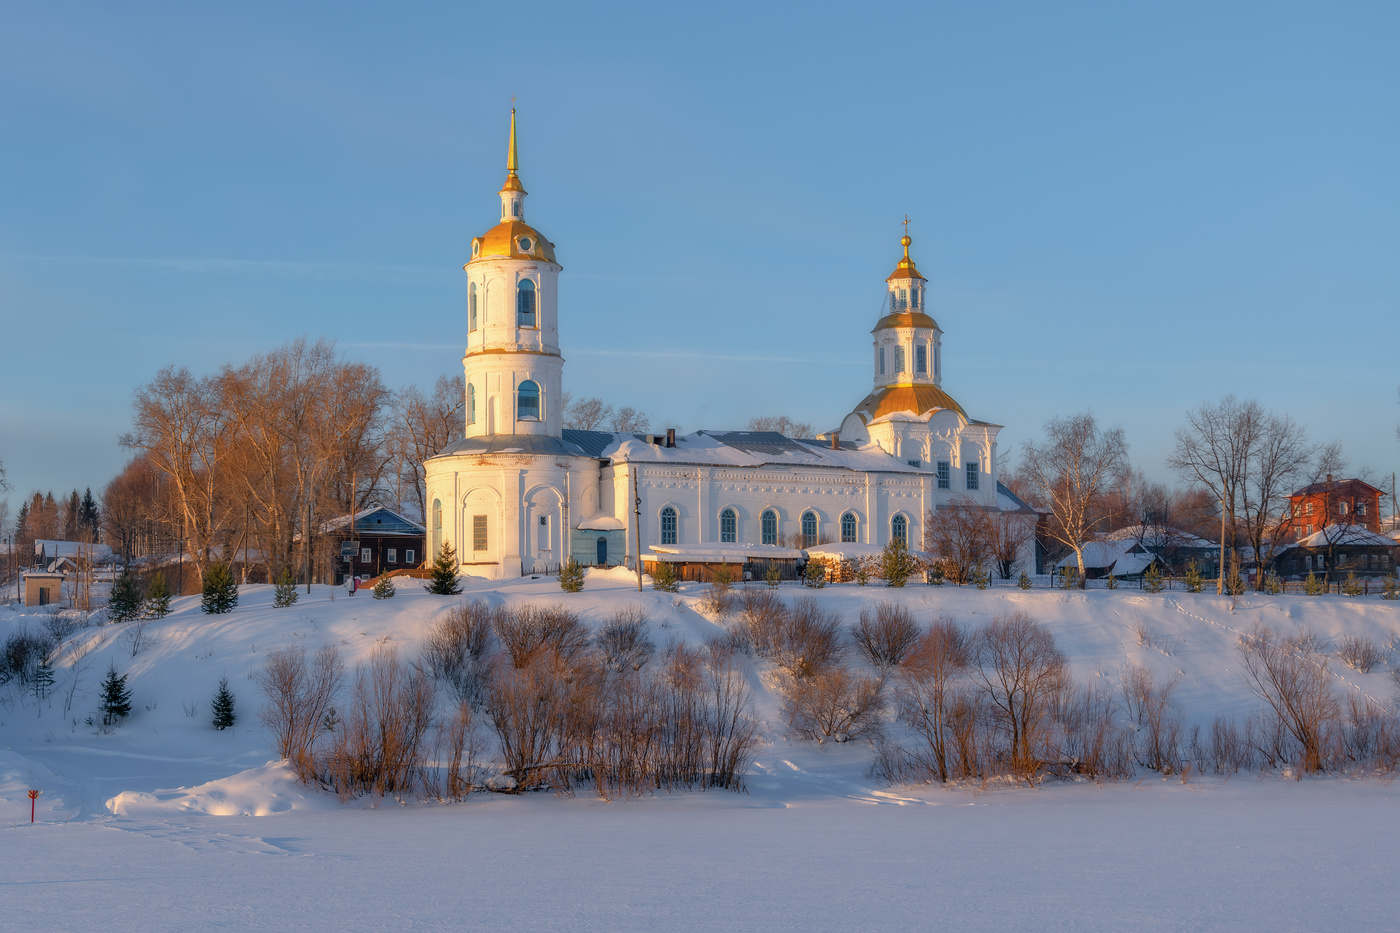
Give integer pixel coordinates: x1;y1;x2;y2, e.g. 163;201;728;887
1291;525;1397;549
320;506;425;536
1291;477;1386;498
1099;524;1216;548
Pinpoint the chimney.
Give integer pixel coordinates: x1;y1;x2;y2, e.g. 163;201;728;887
666;428;676;448
830;431;840;450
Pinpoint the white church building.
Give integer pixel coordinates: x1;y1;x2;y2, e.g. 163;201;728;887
423;112;1034;579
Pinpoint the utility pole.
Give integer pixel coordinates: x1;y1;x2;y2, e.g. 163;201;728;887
304;499;312;594
1217;492;1227;596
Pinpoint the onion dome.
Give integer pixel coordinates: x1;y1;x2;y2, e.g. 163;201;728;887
851;384;966;422
467;108;558;264
886;234;926;282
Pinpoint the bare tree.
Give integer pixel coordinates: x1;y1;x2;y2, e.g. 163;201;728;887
923;498;992;584
257;644;345;781
746;415;814;439
969;612;1066;783
391;375;464;519
1019;412;1129;585
1239;412;1313;588
563;396;614;431
1237;623;1338;773
610;406;649;433
852;602;920;668
893;618;970;783
987;509;1035;580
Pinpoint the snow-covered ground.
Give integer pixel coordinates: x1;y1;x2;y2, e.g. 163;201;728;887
3;573;1399;930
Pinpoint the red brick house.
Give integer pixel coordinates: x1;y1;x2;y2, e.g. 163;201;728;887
1278;476;1386;542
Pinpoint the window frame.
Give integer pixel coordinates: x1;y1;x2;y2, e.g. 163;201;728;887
891;514;908;546
516;278;538;328
467;383;476;425
965;461;979;491
720;508;737;544
841;512;857;543
936;461;950;489
472;514;488;552
660;506;677;546
761;509;778;546
468;282;478;331
915;344;927;375
801;510;817;545
517;380;541;422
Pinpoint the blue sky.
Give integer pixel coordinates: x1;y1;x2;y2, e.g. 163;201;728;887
2;1;1398;507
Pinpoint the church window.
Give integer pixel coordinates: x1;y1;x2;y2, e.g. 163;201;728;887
661;507;677;545
899;288;908;310
517;279;537;328
473;515;488;551
911;286;920;309
878;347;886;375
468;282;478;331
892;514;908;546
841;512;857;543
915;345;927;374
720;508;737;543
965;461;979;491
467;384;476;424
894;346;905;374
801;511;817;546
761;509;778;545
937;461;950;489
511;200;520;218
517;380;541;421
431;499;442;556
519;236;533;252
537;515;550;551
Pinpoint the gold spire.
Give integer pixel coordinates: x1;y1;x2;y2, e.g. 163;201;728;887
501;107;526;193
886;221;925;282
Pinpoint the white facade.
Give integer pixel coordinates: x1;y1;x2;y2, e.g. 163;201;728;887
424;114;1032;579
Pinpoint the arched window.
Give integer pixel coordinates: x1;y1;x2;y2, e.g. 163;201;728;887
720;508;737;543
761;509;778;545
467;383;476;424
841;512;857;543
878;347;886;375
915;345;927;375
517;279;537;328
892;514;908;547
660;507;677;545
468;282;478;331
894;346;906;373
517;380;540;421
432;498;442;556
911;286;920;309
511;199;521;218
801;511;817;546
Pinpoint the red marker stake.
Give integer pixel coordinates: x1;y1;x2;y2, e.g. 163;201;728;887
29;789;39;823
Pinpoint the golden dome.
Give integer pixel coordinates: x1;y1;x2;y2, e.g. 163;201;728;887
872;311;940;332
854;383;966;421
469;220;557;263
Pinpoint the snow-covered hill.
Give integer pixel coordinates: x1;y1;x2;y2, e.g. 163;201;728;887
4;573;1399;930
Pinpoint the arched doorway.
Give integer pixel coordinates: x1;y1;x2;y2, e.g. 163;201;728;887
596;536;608;566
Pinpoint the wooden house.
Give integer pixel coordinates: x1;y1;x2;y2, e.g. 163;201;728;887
321;506;427;585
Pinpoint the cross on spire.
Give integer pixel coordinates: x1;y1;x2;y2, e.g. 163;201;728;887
902;215;911;237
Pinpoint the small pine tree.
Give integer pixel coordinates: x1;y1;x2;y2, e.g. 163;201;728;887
425;542;463;595
272;566;299;608
1104;572;1118;590
1381;576;1399;600
853;559;871;586
712;565;735;592
1263;571;1283;595
143;571;172;619
201;561;239;614
371;574;396;599
558;558;585;593
650;560;679;592
1342;571;1363;597
1184;561;1203;594
211;675;237;730
1304;571;1325;596
804;560;826;589
1017;570;1033;590
107;570;144;624
1143;563;1165;594
1061;566;1079;590
971;566;990;590
33;662;54;702
765;565;781;589
880;538;915;588
99;663;132;726
927;561;946;586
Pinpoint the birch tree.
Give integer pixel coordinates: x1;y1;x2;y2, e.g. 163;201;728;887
1019;412;1128;584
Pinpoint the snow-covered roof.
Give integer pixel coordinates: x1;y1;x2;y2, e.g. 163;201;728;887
1293;525;1398;549
319;506;425;536
32;539;114;563
1110;552;1158;577
805;542;938;562
1099;524;1215;548
576;514;627;531
647;543;805;563
596;430;926;475
1056;540;1137;571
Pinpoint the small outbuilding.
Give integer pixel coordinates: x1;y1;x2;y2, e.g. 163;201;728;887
23;571;64;607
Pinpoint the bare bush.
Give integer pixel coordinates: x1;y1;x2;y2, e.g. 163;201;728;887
257;644;344;781
492;603;589;669
486;653;577;791
787;667;885;741
1051;683;1134;780
853;603;920;668
1120;663;1182;772
122;615;153;658
429;701;483;800
774;598;845;679
890;619;970;783
1340;695;1399;771
1337;635;1386;674
1208;715;1257;774
0;627;56;688
1238;623;1339;773
970;612;1067;783
699;571;735;617
323;646;437;800
422;601;496;708
596;605;655;672
737;588;785;658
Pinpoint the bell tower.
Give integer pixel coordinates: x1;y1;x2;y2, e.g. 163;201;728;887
872;225;942;390
461;109;565;439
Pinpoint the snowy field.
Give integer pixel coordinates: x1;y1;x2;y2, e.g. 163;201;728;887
4;572;1400;931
